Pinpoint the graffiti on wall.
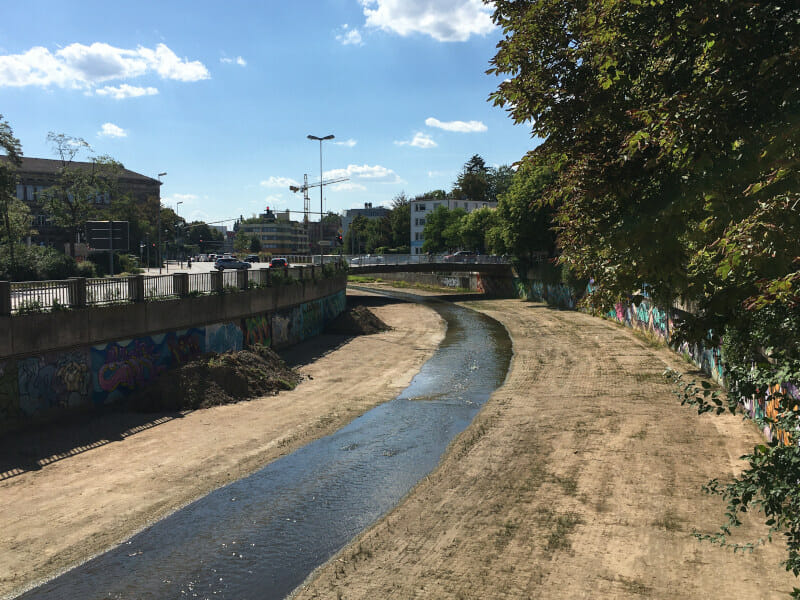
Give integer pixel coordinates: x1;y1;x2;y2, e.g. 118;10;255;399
0;360;21;421
206;322;243;354
513;278;578;309
302;300;323;339
18;349;91;415
2;290;348;427
243;314;271;347
90;329;203;405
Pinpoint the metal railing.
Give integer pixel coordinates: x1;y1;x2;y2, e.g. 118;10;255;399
2;262;347;316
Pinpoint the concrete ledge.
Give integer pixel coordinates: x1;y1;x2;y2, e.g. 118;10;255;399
1;275;347;360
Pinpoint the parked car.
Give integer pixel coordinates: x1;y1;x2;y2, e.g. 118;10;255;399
269;257;289;268
443;250;478;263
245;254;259;263
350;255;384;265
214;257;251;270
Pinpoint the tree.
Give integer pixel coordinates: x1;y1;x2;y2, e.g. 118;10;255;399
488;0;800;583
459;207;499;254
487;164;515;202
389;192;411;250
422;205;466;253
344;214;369;254
0;115;33;272
452;154;489;202
40;133;123;257
491;155;556;264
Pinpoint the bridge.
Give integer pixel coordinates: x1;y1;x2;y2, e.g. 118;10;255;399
342;254;513;277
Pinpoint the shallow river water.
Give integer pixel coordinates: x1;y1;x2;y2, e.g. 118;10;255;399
19;292;512;600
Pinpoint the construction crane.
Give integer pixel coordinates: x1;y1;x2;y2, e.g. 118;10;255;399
289;174;349;224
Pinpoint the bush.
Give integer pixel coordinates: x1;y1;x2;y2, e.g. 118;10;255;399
0;245;84;281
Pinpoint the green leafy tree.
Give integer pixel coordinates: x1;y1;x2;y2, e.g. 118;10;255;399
0;116;34;272
344;214;369;254
452;154;489;202
488;0;800;584
40;133;123;258
422;205;466;253
492;155;556;264
487;164;515;202
389;192;411;249
459;207;499;254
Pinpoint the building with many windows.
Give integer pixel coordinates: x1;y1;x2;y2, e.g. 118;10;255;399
409;197;497;255
235;208;309;255
2;156;160;249
340;202;390;239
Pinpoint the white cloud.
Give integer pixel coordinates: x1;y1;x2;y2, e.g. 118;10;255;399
0;42;209;90
334;138;357;147
358;0;495;42
260;176;300;188
95;83;158;99
221;55;247;66
324;163;401;183
263;194;286;207
425;117;487;132
167;193;198;203
336;26;364;46
98;122;127;138
395;132;437;148
332;182;367;192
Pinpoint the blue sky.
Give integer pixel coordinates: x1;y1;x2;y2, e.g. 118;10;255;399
0;0;538;226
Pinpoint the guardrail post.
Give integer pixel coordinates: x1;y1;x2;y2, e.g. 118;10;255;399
310;265;316;280
0;281;10;316
237;269;247;290
129;275;145;302
174;272;189;297
68;277;87;309
283;266;289;280
260;268;270;287
211;270;223;293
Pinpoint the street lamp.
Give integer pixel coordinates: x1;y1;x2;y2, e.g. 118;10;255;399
307;134;334;264
157;172;167;274
176;200;183;268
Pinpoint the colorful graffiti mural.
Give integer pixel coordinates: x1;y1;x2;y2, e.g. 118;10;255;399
18;349;91;416
1;291;347;429
206;322;243;354
91;329;203;405
513;278;579;309
243;315;271;348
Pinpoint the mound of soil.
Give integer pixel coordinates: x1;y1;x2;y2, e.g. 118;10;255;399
130;345;302;412
325;305;392;335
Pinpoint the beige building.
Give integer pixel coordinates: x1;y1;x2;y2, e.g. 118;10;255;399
235;208;309;255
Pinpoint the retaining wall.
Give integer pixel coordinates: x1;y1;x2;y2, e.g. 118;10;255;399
367;270;515;297
0;276;346;432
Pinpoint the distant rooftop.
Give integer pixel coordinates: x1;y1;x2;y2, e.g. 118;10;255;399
1;156;158;184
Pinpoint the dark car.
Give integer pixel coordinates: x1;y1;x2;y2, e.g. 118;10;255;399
269;257;289;268
443;250;477;263
214;257;251;270
244;254;259;263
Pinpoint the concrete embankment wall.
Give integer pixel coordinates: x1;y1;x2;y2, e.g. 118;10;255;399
0;276;346;432
512;275;798;443
368;270;515;297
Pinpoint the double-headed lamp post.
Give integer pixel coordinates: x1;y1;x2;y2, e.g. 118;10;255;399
307;134;334;262
157;172;167;273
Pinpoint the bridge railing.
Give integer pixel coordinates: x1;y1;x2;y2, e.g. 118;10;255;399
1;259;347;316
343;253;510;267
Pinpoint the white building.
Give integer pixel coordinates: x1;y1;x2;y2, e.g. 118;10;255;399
341;202;390;238
409;198;497;255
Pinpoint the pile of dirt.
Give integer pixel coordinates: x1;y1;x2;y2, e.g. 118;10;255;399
129;344;302;412
325;305;392;335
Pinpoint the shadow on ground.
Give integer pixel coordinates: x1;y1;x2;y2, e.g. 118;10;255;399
0;410;186;481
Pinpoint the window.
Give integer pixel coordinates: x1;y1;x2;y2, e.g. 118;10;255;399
415;203;426;212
